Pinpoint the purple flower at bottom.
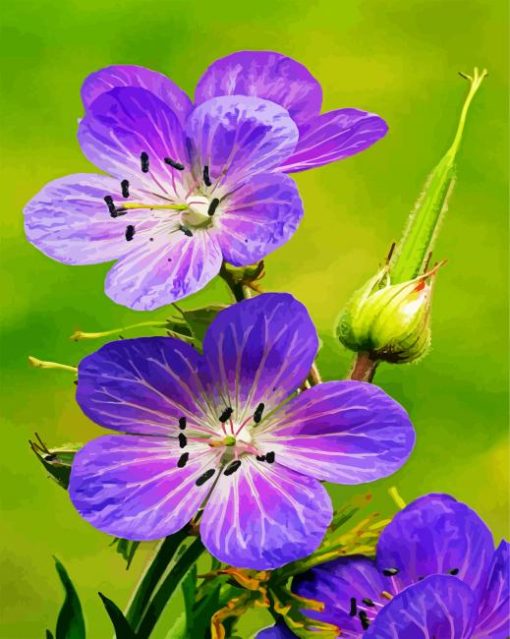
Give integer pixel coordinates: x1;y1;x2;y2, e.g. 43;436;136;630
258;494;509;637
24;51;387;310
69;293;414;569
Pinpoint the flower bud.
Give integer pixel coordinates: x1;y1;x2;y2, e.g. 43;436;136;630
337;264;442;364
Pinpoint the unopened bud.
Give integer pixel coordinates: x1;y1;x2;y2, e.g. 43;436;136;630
337;264;442;364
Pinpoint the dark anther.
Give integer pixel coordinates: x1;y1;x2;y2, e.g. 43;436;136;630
179;417;187;430
178;433;187;448
349;597;357;617
177;452;189;468
253;402;265;424
104;195;116;216
362;598;375;607
140;152;149;173
121;179;130;198
224;460;242;476
125;225;135;241
179;225;193;237
448;568;460;575
44;454;57;462
256;455;266;461
219;407;233;423
359;610;370;630
265;451;275;464
195;468;215;486
164;157;184;170
382;568;399;577
203;165;212;186
208;198;220;216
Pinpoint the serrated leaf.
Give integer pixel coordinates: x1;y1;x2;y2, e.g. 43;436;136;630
98;592;136;639
53;558;86;639
110;538;140;569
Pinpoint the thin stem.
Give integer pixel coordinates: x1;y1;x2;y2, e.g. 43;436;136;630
388;486;407;510
307;362;322;386
219;264;250;302
28;356;77;373
348;352;378;382
125;528;188;630
70;321;172;342
136;538;204;639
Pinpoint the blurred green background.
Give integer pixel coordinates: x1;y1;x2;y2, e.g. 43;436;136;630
0;0;508;637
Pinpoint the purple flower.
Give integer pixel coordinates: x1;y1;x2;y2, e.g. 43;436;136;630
24;52;387;310
258;494;509;637
68;293;413;569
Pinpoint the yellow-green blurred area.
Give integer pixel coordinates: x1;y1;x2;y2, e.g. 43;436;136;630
0;0;508;637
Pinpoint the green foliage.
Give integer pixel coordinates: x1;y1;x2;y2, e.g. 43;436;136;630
52;558;86;639
98;592;137;639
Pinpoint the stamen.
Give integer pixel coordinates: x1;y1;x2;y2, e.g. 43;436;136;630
362;598;375;607
195;468;215;486
177;452;189;468
224;460;242;476
265;451;275;464
382;568;399;576
359;611;370;630
349;597;357;616
253;403;265;424
104;195;118;217
448;568;460;575
121;179;130;198
203;165;212;186
179;225;193;237
178;433;187;448
179;417;186;430
208;198;219;216
381;591;393;600
125;225;135;241
164;157;185;171
256;455;266;461
219;407;233;423
140;152;149;173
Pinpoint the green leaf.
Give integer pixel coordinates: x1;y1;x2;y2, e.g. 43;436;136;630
53;558;86;639
181;564;198;635
110;538;140;570
98;592;137;639
180;306;226;344
46;631;55;639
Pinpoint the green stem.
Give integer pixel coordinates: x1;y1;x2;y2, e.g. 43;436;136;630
70;320;187;342
28;356;77;373
125;528;188;630
136;538;204;639
390;68;487;283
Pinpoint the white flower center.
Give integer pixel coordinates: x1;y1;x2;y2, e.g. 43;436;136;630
181;195;214;228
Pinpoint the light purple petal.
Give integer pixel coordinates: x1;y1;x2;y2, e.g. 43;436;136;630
377;494;494;595
294;556;386;636
104;227;222;310
23;174;164;265
474;541;510;639
69;435;221;540
77;337;211;436
81;64;192;125
200;457;332;569
215;172;303;266
185;96;298;189
261;381;414;484
277;109;388;173
256;623;297;639
78;87;189;197
364;575;476;639
195;51;322;126
200;293;319;421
